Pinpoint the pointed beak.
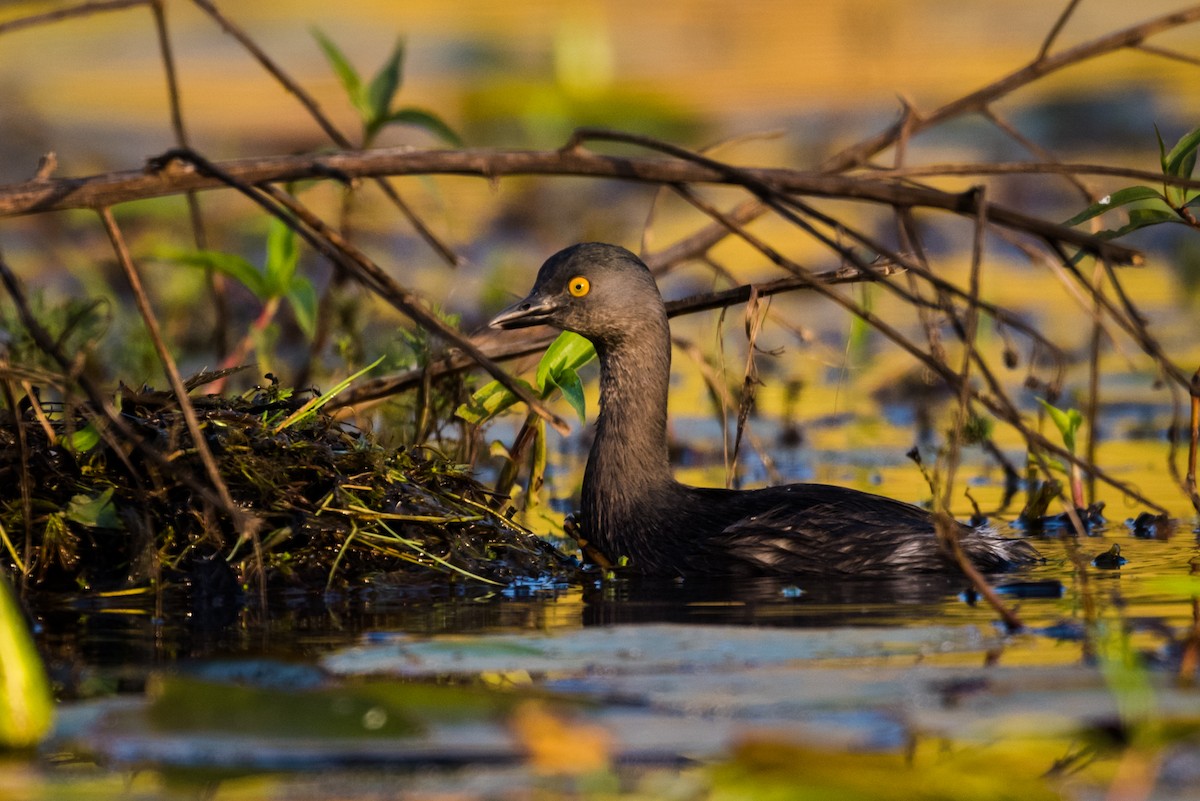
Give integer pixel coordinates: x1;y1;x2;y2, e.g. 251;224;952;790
489;293;559;330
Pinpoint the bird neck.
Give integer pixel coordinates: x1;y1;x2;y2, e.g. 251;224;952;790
580;308;677;558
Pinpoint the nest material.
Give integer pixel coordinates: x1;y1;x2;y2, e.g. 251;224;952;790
0;378;575;594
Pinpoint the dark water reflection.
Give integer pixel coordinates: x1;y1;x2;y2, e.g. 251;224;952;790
26;522;1200;689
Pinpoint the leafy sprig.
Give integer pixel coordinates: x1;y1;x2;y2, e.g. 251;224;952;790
1065;123;1200;237
313;30;462;147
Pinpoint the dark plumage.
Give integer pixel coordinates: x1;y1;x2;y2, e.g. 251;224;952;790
491;243;1038;577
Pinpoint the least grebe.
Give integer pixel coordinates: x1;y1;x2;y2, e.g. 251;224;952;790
491;243;1037;577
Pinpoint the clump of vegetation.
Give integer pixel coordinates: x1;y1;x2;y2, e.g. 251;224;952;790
0;371;574;595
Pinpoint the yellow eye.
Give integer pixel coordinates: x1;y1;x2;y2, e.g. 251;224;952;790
568;276;590;297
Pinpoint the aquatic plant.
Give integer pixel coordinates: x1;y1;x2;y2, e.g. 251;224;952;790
0;572;52;748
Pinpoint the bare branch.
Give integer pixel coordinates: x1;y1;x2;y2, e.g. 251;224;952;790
1037;0;1084;62
0;0;147;35
0;145;1142;265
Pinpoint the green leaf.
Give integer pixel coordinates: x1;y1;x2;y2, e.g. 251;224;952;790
285;276;318;339
65;488;121;529
1036;398;1083;453
62;422;101;454
272;356;385;433
313;28;369;119
547;369;586;422
0;573;54;748
156;247;269;300
1163;123;1200;178
535;331;596;392
1061;186;1166;227
366;37;406;131
1156;124;1168;174
264;218;299;296
1178;147;1197;183
1108;207;1182;237
455;378;535;425
371;107;463;146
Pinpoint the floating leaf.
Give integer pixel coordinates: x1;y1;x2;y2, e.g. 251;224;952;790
148;675;422;739
1062;186;1165;227
0;574;54;748
65;488;121;530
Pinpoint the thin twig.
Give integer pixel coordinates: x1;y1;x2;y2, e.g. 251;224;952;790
865;160;1200;189
98;208;267;604
1134;41;1200;67
1037;0;1084;62
935;186;1023;629
1086;262;1105;505
821;5;1200;171
978;106;1093;201
1188;368;1200;512
0;0;148;35
148;0;226;358
673;181;1168;514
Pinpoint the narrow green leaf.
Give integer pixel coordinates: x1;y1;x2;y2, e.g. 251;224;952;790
156;247;268;299
1109;207;1182;237
374;107;463;146
264;218;299;296
1155;124;1168;173
1061;186;1166;227
1184;193;1200;210
1164;123;1200;178
285;277;318;339
547;370;586;423
1179;148;1197;183
366;37;406;132
272;357;385;433
535;331;596;392
313;28;370;120
0;573;54;748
